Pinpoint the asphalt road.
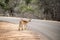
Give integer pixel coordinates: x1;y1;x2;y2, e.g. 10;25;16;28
0;17;60;40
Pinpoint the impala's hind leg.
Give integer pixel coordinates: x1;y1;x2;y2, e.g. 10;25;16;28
25;25;27;30
18;26;21;31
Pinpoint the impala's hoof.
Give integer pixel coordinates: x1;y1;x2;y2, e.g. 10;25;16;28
18;28;20;31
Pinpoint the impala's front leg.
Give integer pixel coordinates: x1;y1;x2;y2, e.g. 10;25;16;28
18;27;22;31
18;26;20;31
18;24;21;31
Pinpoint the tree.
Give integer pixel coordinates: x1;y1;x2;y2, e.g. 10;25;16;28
0;0;20;16
25;0;32;5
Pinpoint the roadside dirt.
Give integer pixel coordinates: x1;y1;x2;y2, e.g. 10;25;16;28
0;21;48;40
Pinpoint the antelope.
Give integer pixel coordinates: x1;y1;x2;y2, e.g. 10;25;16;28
18;19;31;31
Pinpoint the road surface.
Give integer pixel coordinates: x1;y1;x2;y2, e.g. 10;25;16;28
0;17;60;40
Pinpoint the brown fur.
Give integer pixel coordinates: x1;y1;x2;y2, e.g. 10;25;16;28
18;19;31;31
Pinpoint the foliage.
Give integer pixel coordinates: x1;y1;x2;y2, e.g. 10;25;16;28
0;0;60;20
19;0;35;13
19;5;34;12
25;0;32;5
0;0;9;11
